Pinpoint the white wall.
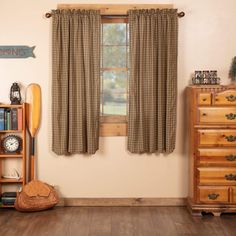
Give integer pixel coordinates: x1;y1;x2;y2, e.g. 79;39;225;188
0;0;236;198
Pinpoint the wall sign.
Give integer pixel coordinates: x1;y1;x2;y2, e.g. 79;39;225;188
0;46;36;58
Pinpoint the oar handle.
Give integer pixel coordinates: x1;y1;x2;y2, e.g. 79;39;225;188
29;136;35;181
31;137;35;155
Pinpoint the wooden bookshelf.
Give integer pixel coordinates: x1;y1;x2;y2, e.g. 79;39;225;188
0;103;26;208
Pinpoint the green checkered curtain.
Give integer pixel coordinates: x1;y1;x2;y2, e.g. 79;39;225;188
128;9;178;154
52;10;101;155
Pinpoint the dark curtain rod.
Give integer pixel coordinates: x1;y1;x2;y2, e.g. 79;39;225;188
45;11;185;18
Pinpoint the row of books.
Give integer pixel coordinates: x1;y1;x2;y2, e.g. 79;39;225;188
0;107;22;130
0;192;16;206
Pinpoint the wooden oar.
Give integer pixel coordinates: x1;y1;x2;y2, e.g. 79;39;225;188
26;84;41;182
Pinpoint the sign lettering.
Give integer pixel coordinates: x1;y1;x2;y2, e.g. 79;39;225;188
0;46;36;58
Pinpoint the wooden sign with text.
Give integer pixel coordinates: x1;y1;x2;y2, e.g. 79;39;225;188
0;46;36;58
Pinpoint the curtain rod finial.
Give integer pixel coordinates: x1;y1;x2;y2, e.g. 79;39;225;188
178;12;185;18
45;12;52;18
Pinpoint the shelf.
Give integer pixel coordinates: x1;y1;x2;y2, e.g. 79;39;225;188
0;154;22;158
0;204;14;208
0;130;22;133
0;178;23;183
0;104;23;108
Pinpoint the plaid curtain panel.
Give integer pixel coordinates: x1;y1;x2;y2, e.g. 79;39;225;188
52;10;101;155
128;9;178;154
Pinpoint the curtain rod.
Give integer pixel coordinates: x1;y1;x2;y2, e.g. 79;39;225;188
45;11;185;18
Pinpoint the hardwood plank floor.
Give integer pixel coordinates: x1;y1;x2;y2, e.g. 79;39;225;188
0;207;236;236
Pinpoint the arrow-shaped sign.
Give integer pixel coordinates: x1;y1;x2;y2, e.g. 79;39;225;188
0;46;36;58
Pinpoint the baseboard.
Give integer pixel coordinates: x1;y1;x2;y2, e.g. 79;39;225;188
58;198;186;207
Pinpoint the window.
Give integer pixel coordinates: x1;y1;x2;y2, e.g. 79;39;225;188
100;18;129;120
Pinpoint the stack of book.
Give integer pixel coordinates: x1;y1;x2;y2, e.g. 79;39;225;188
1;192;17;206
0;107;22;130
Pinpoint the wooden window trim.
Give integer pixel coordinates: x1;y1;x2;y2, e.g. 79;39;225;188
102;18;128;24
100;123;127;137
58;4;173;15
100;115;127;123
100;115;127;137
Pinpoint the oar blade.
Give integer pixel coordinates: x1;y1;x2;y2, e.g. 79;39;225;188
26;84;41;138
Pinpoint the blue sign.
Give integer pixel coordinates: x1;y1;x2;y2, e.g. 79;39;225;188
0;46;36;58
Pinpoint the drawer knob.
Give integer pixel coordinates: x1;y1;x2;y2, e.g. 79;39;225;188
225;154;236;161
226;95;236;102
225;135;236;142
225;113;236;120
208;193;219;200
202;113;207;116
202;98;207;101
225;174;236;181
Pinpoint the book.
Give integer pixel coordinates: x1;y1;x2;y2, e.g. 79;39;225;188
0;108;4;130
4;108;11;130
17;108;23;130
1;198;16;205
2;192;17;198
4;109;8;130
6;109;11;130
11;108;18;130
1;192;17;206
1;197;16;201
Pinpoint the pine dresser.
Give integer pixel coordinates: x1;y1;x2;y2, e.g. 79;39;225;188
187;85;236;216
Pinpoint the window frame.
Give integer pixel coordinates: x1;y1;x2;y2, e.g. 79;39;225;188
100;17;128;137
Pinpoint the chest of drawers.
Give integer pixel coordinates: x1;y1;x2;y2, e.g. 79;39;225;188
187;85;236;216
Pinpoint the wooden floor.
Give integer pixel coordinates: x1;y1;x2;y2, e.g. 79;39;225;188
1;206;236;236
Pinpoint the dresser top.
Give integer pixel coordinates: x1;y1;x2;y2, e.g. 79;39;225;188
187;85;236;91
187;84;236;88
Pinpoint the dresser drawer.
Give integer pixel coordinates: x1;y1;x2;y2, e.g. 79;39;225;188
198;167;236;185
214;90;236;105
198;93;211;106
198;129;236;147
198;186;229;204
198;149;236;166
231;187;236;203
199;107;236;124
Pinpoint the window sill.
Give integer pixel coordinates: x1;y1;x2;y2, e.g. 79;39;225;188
100;115;127;137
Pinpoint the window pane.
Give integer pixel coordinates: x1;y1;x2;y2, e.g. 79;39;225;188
100;21;129;117
103;94;127;115
103;71;127;93
103;24;126;45
103;46;126;68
